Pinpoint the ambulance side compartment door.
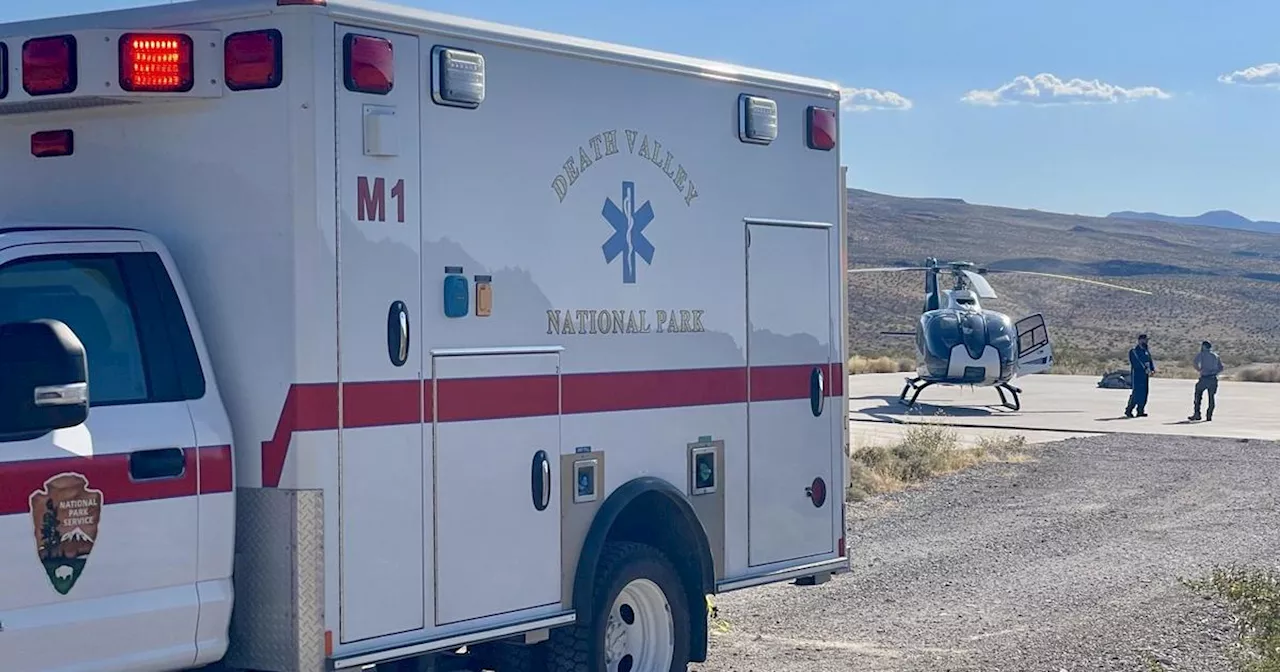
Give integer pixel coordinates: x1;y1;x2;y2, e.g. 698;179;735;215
334;23;427;645
432;351;564;625
744;221;837;568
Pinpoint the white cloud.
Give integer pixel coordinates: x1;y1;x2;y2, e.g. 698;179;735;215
840;87;913;112
961;73;1172;107
1218;63;1280;87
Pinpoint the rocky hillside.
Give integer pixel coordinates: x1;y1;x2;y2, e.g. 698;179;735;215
846;190;1280;370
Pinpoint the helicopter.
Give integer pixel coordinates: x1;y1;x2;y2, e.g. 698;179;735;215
848;258;1152;410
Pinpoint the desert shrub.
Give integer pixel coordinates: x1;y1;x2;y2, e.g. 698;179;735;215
849;355;907;374
1183;565;1280;672
846;424;1028;502
1237;364;1280;383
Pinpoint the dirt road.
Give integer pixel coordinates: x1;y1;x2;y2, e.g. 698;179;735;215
693;434;1280;671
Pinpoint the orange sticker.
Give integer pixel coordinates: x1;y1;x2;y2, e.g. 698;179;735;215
475;275;492;317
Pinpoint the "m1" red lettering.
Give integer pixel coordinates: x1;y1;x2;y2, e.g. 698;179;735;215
356;176;406;223
390;178;405;223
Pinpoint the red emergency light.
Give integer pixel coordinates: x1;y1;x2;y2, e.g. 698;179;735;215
807;106;836;151
225;29;283;91
31;129;74;158
119;33;194;93
22;35;77;96
344;34;393;95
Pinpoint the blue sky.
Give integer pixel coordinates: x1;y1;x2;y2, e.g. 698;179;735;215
7;0;1279;221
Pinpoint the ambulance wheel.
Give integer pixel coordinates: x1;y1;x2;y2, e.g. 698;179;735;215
546;541;691;672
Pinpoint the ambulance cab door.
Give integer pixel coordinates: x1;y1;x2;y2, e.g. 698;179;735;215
0;241;202;671
744;220;837;568
334;25;427;645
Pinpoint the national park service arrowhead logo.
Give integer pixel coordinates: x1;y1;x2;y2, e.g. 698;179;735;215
30;473;102;595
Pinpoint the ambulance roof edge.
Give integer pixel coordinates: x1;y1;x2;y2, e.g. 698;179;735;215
0;0;842;99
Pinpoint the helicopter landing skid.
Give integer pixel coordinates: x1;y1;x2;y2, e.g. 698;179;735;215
898;377;933;407
899;377;1023;411
996;382;1022;411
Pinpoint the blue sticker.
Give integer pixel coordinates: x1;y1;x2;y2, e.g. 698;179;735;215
443;272;469;318
601;181;655;284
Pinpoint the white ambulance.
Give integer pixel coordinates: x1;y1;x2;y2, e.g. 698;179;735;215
0;1;850;670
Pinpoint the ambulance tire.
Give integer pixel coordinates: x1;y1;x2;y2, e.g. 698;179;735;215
546;541;692;672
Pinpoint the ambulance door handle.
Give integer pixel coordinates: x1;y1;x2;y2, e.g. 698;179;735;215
387;301;410;367
531;450;551;511
129;447;187;481
809;366;825;417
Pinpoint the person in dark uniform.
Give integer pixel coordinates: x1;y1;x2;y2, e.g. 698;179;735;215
1124;333;1155;418
1189;340;1223;422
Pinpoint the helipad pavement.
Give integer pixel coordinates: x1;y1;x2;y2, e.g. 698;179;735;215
848;372;1278;446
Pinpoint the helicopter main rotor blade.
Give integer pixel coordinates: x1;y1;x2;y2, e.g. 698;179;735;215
958;269;998;299
847;266;932;273
979;269;1153;295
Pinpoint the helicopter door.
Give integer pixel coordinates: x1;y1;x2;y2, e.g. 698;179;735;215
744;220;836;568
1015;313;1053;375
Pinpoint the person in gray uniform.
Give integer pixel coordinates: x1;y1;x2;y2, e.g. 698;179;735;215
1189;340;1223;422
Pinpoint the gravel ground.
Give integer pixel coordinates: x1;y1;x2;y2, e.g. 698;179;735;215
691;434;1280;672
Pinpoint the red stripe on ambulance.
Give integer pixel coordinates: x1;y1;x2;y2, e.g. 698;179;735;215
261;363;845;488
200;445;235;495
0;446;233;516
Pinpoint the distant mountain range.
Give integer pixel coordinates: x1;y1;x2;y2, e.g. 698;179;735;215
1106;210;1280;234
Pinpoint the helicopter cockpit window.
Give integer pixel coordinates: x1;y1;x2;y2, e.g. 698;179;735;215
922;312;962;360
984;312;1016;358
985;312;1013;342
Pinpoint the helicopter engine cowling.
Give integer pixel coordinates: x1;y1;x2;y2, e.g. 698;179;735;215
917;309;1018;384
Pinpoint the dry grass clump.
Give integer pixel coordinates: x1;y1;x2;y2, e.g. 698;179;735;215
1236;364;1280;383
847;423;1028;502
848;355;915;374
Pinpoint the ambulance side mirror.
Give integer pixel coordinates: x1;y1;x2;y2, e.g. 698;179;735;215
0;319;90;438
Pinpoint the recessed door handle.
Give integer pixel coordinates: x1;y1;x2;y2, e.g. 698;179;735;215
531;450;551;511
809;366;826;417
129;447;187;481
387;300;410;367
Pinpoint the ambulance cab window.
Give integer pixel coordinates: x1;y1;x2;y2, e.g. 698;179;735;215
0;256;150;405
